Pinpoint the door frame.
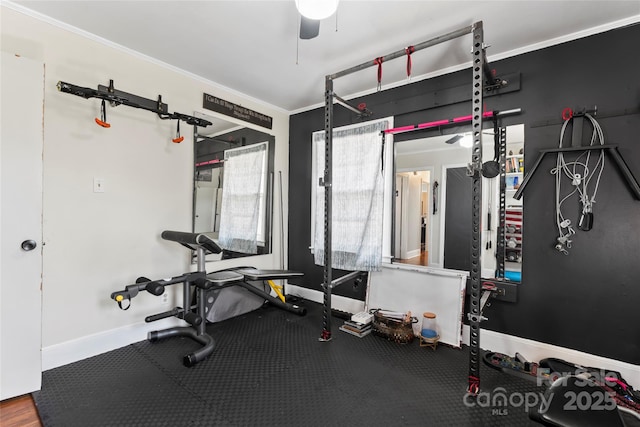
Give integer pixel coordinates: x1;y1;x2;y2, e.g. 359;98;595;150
0;51;44;399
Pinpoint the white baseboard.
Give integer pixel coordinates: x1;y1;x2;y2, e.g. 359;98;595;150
286;284;365;315
462;325;640;387
43;293;638;392
42;318;181;371
42;285;362;371
41;283;353;371
405;249;421;259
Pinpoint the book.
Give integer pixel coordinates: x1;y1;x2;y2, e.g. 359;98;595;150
341;323;372;334
339;325;372;338
351;311;374;324
343;320;371;330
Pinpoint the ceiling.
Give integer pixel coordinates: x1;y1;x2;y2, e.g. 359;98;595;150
10;1;640;113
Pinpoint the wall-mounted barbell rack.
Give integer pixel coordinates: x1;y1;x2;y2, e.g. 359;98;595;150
57;79;212;141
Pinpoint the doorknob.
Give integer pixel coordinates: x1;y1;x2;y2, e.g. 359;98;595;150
21;239;37;251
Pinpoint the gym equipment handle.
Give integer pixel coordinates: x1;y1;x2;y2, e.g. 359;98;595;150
161;230;222;254
183;312;202;326
145;308;180;323
145;281;165;296
110;274;188;308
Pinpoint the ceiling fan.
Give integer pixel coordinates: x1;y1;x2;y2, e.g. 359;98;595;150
296;0;339;40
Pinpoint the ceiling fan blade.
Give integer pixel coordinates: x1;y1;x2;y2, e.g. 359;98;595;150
299;15;320;39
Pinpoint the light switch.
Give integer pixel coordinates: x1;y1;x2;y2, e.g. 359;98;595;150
93;177;105;193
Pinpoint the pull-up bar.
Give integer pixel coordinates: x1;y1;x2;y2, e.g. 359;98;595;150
329;24;475;81
57;80;212;139
325;22;501;118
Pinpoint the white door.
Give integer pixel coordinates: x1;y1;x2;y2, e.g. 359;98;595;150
194;185;216;232
0;52;44;400
398;175;410;259
394;175;404;259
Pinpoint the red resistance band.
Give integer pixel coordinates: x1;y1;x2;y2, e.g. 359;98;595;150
468;375;480;395
384;111;495;135
374;57;384;90
405;46;415;78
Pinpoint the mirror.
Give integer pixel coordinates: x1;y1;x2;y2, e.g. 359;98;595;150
393;124;524;280
193;112;275;260
503;125;524;280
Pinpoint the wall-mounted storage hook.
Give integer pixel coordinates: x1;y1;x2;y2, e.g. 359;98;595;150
95;99;111;128
562;105;598;121
107;80;118;107
58;79;212;131
172;120;184;143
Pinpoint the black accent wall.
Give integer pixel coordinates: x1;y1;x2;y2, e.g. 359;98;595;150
289;24;640;364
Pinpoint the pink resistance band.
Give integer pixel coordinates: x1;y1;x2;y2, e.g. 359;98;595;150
195;158;223;167
384;111;495;135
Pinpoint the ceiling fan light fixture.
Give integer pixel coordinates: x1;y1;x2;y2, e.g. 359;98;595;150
295;0;339;20
444;134;473;147
445;135;463;144
459;134;474;148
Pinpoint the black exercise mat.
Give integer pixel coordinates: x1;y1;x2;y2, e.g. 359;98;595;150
33;300;544;426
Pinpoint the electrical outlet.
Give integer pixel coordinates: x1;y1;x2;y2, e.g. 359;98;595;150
93;177;105;193
161;292;169;305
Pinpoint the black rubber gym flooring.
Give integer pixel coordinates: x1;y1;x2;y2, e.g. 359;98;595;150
33;298;547;426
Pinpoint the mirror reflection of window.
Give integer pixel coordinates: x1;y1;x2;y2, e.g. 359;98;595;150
193;112;275;260
218;141;268;254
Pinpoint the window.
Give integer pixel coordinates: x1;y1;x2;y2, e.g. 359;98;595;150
310;118;393;271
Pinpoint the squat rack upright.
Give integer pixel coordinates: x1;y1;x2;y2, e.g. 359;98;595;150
319;21;493;395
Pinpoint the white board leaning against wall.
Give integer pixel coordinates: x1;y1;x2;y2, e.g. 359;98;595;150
367;264;466;347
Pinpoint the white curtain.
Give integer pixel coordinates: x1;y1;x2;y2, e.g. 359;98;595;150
218;142;267;254
313;119;390;271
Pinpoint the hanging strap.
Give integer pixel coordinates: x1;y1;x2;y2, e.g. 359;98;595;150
380;133;386;173
492;113;500;162
405;46;415;78
374;57;384;91
95;99;111;128
172;120;184;143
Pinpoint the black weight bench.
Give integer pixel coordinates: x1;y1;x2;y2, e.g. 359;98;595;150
231;268;306;315
110;230;306;367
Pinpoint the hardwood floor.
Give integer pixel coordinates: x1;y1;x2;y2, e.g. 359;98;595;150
395;250;428;267
0;394;43;427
